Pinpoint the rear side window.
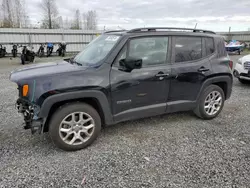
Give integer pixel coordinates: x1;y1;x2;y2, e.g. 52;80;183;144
217;38;227;57
205;37;215;56
175;37;202;63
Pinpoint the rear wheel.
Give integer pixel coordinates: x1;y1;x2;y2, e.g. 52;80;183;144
49;102;101;151
194;85;225;120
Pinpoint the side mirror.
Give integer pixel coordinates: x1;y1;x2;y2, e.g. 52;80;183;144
119;58;142;72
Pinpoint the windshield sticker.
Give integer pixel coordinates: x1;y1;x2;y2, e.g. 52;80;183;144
105;36;119;41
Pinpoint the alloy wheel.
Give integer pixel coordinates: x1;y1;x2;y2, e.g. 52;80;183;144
204;91;222;116
59;112;95;145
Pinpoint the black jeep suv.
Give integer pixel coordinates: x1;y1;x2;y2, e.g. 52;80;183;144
10;27;233;151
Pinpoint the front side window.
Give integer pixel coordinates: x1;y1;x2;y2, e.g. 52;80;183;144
175;37;202;63
126;37;169;66
74;34;120;66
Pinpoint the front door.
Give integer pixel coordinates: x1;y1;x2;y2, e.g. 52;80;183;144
110;36;171;122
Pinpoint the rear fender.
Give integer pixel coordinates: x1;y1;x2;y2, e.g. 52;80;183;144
197;75;233;101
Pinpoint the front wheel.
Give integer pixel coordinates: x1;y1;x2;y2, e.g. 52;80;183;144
194;85;225;120
49;102;102;151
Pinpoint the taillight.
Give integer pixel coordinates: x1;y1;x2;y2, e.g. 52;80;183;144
229;60;233;70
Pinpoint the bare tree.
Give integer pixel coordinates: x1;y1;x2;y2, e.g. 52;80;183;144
82;13;87;30
21;0;30;28
1;0;13;27
0;0;29;28
70;9;81;29
83;10;97;30
57;16;63;28
64;17;70;29
40;0;58;29
18;0;30;28
14;0;21;27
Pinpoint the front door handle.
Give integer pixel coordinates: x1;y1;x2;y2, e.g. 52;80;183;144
198;67;210;72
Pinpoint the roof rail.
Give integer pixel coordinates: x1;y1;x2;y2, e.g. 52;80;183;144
104;30;127;34
127;27;216;34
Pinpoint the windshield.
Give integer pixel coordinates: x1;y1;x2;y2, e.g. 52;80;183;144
73;34;121;66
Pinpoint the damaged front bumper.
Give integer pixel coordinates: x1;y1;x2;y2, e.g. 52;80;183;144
16;98;44;134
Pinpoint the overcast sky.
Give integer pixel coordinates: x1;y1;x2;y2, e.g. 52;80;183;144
26;0;250;31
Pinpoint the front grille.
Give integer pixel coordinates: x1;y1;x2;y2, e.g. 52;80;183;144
244;62;250;70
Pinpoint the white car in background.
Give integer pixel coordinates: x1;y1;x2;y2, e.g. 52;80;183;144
233;54;250;84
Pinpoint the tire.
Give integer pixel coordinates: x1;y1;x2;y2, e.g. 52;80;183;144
13;50;17;57
21;54;25;65
30;54;35;62
238;78;250;84
194;85;225;120
49;102;101;151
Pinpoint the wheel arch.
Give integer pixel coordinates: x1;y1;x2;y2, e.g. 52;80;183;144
39;90;114;132
197;75;233;101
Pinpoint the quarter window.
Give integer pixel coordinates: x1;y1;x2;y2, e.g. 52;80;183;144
205;37;215;56
175;37;202;63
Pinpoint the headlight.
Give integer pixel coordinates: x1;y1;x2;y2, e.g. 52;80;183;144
22;84;29;97
237;58;242;65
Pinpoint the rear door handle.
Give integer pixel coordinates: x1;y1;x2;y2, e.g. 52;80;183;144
198;67;210;72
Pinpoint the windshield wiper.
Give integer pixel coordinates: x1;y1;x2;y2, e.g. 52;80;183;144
69;58;82;66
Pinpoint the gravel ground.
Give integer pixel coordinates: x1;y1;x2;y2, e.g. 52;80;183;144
0;55;250;188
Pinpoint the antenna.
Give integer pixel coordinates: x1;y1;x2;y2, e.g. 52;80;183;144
194;23;198;29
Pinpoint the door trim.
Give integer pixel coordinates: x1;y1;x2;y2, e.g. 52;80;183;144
166;100;196;113
114;103;166;123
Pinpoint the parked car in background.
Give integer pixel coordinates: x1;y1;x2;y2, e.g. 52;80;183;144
10;27;233;151
234;55;250;84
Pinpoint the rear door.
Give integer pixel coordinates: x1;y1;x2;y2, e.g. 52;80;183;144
167;36;212;112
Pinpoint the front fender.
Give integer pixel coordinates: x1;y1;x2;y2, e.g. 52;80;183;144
38;90;114;125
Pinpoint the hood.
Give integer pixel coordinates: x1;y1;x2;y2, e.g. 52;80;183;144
241;54;250;62
10;61;87;83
